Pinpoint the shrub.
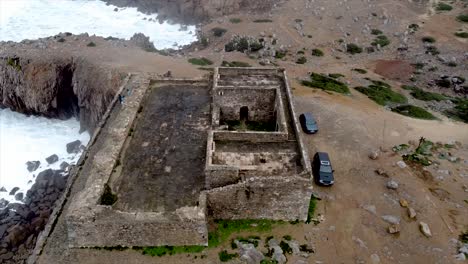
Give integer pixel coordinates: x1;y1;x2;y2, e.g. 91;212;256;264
422;36;436;43
454;32;468;38
346;43;363;54
221;61;251;67
391;105;436;120
328;73;345;79
219;250;238;262
296;56;307;64
446;98;468;123
311;48;324;57
412;62;425;70
283;235;292;241
404;86;448;101
352;68;367;74
355;80;407;106
301;73;350;94
436;3;452;11
212;27;227;37
425;46;440;55
408;23;420;32
279;241;293;254
229;18;242;23
275;51;287;59
447;62;457;67
457;14;468;23
188;57;213;66
371;35;390;47
87;41;96;47
6;57;21;71
371;29;383;35
253;19;273;23
57;37;66;43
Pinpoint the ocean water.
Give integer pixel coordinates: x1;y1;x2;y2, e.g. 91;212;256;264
0;108;90;204
0;0;197;49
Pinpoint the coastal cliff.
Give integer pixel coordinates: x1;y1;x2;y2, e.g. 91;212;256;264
0;55;124;132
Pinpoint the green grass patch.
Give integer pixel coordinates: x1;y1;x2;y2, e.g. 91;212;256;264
208;219;281;248
402;138;434;166
346;43;363;54
141;245;205;257
296;56;307;64
422;36;436;43
87;41;96;47
403;86;448;101
253;19;273;23
311;48;324;57
445;98;468;123
188;57;213;66
355;80;407;106
301;73;350;94
391;105;436;120
306;195;317;224
6;57;21;71
212;27;227;37
229;18;242;23
328;73;345;79
457;14;468;23
219;250;238;262
454;32;468;38
221;60;251;67
371;35;390;47
352;68;367;74
371;29;383;35
436;2;453;11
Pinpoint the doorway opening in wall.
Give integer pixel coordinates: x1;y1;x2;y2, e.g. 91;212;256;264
240;106;249;121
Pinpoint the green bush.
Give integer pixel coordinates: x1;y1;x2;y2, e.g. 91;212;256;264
425;46;440;55
6;57;21;71
355;80;407;106
408;23;420;32
328;73;345;79
446;98;468;123
346;43;363;54
436;2;453;11
457;14;468;23
371;35;390;47
311;48;324;57
447;62;457;67
352;68;367;74
141;246;205;257
302;73;350;94
57;37;66;43
188;57;213;66
253;19;273;23
279;241;293;254
229;18;242;23
296;56;307;64
212;27;227;37
87;41;96;47
454;32;468;38
371;29;383;35
275;51;287;59
391;105;436;120
219;250;238;262
221;61;251;67
422;36;436;43
406;86;448;101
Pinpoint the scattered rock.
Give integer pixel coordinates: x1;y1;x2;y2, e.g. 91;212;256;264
369;150;379;160
60;161;70;171
399;199;408;207
268;239;286;264
388;224;400;234
9;187;19;196
26;161;41;172
396;161;407;168
0;198;9;208
287;240;301;255
407;207;417;219
130;33;156;52
66;140;82;154
370;253;381;264
386;180;399;190
454;252;466;261
419;222;432;237
375;168;388;177
362;204;377;215
45;154;59;164
0;187;6;192
381;215;400;225
14;192;24;201
236;241;264;264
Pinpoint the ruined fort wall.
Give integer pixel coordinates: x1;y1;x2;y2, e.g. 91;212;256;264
205;176;312;221
213;130;288;142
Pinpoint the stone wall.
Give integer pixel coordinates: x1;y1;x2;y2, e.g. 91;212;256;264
206;176;312;221
213;130;288;142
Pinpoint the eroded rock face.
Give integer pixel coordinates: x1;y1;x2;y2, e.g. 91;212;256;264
0;55;124;132
104;0;281;23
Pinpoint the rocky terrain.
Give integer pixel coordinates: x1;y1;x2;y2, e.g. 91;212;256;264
0;0;467;263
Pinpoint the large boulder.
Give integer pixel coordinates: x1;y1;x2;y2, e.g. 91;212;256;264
45;154;59;164
25;161;40;172
66;140;82;154
9;187;19;196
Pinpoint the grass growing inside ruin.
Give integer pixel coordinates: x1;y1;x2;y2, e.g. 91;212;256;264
391;105;436;120
302;72;350;94
355;80;407;106
306;195;317;224
208;219;281;248
402;85;448;101
223;120;276;131
141;245;205;257
188;57;213;66
221;60;251;67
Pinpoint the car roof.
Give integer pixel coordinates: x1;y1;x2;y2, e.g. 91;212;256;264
302;112;314;119
316;152;330;161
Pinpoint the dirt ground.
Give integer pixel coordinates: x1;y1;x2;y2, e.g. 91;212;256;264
31;0;468;263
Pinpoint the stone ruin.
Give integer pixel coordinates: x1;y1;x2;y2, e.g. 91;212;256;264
66;67;313;247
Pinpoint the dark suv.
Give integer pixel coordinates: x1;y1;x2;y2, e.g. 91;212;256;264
312;152;334;186
299;112;318;134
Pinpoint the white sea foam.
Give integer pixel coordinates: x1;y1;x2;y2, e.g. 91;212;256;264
0;108;90;204
0;0;197;49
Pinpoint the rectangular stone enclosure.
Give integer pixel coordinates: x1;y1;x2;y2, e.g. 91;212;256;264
66;67;313;247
